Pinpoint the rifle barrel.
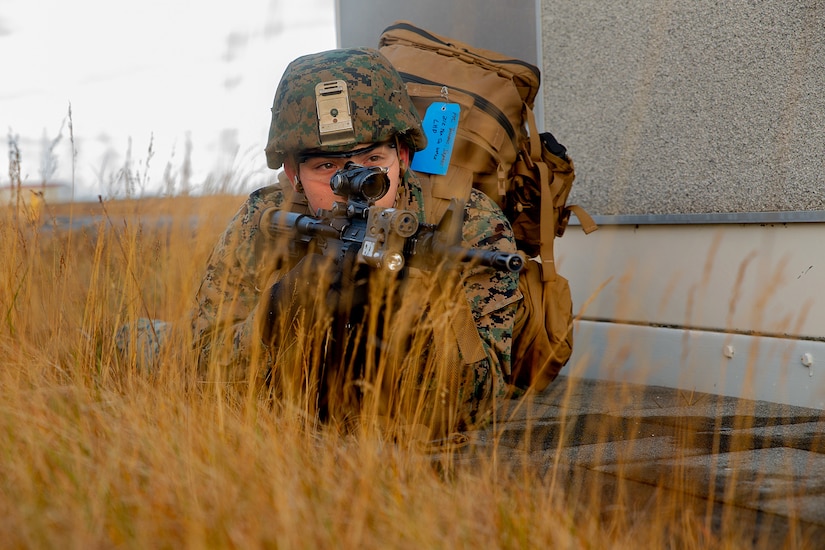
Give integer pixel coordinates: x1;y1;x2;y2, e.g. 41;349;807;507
450;247;524;273
262;209;341;240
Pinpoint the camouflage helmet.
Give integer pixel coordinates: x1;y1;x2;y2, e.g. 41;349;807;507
265;48;427;169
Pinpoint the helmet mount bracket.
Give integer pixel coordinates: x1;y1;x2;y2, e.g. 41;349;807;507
315;80;355;146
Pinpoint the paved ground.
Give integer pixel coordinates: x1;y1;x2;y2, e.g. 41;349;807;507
461;376;825;547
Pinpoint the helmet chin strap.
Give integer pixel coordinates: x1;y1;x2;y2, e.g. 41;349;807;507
394;135;406;175
393;135;406;207
293;174;304;194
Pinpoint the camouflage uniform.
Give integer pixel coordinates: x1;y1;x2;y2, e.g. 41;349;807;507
192;167;521;429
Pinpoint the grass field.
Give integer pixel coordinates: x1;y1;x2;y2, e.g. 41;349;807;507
2;171;809;548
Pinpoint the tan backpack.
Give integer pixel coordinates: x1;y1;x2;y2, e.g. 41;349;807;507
379;21;598;390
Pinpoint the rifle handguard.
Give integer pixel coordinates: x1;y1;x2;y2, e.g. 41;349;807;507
259;204;524;274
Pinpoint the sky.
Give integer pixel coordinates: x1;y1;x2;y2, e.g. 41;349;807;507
0;0;336;200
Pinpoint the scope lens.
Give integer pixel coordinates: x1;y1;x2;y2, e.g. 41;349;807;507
330;163;390;202
357;171;390;201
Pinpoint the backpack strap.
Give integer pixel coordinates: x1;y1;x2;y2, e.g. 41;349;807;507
440;287;488;365
524;106;598;282
415;172;488;366
567;204;598;234
524;106;560;282
425;167;475;224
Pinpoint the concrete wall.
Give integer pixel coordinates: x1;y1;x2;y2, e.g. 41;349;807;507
543;0;825;216
339;0;825;216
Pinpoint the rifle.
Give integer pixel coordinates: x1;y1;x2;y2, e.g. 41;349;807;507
259;163;524;275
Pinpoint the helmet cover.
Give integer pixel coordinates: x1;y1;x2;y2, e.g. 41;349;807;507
265;48;426;169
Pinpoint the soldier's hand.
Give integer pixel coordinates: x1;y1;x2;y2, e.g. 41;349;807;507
327;246;370;315
262;254;329;343
261;251;370;344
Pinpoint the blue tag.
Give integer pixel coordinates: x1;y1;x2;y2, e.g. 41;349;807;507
410;102;460;176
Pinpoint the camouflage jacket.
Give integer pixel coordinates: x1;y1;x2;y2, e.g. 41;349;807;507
191;168;522;426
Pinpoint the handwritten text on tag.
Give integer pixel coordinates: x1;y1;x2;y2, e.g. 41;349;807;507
410;102;460;176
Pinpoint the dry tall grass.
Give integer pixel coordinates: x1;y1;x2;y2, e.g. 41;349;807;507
0;184;540;545
0;163;812;548
0;188;602;548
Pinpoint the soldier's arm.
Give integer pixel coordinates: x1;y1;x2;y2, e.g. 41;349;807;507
190;186;287;380
459;189;523;394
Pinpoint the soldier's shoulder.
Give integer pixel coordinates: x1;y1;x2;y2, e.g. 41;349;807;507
217;183;288;236
463;188;515;247
467;188;502;215
247;181;288;208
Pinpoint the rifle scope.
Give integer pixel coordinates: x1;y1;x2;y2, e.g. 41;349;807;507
329;163;390;203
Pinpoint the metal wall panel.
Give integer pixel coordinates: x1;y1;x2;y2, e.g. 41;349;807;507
557;222;825;340
569;321;825;410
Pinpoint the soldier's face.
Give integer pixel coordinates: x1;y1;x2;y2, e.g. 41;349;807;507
284;142;409;212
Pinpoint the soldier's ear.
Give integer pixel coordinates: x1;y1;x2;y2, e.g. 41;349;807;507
396;141;411;171
282;158;301;191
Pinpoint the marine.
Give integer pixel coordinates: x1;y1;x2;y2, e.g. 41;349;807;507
120;48;522;440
